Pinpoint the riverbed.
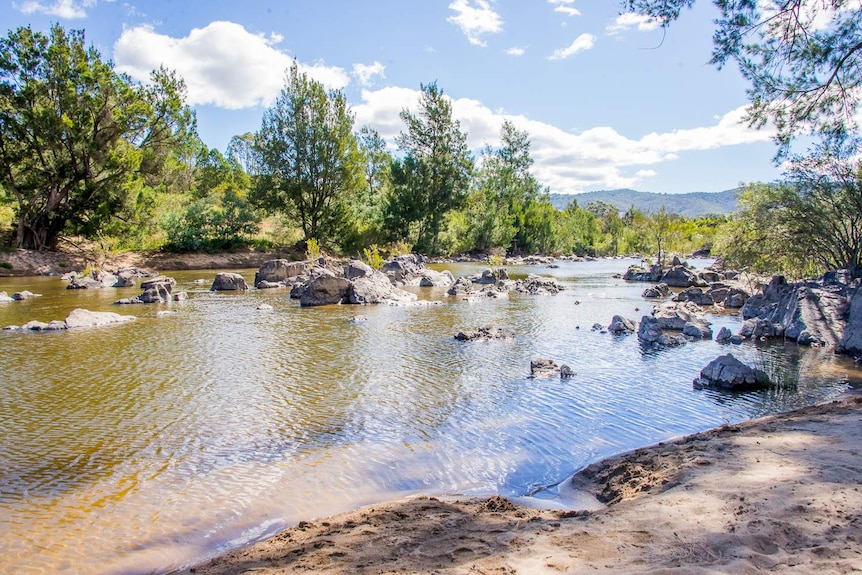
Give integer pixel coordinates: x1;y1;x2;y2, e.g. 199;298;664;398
0;258;855;574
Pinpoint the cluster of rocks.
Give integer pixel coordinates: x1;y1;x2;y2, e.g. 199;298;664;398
382;254;455;287
447;270;563;300
635;301;714;348
66;267;155;290
4;308;135;331
454;326;515;342
0;290;42;302
631;258;752;311
529;358;575;379
115;276;188;304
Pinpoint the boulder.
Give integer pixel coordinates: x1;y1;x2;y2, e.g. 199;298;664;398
529;358;560;378
64;309;135;329
381;254;425;286
345;259;375;280
471;269;499;285
693;354;770;391
211;272;249;291
21;320;67;331
137;276;176;303
11;290;40;301
657;333;689;347
623;264;663;282
447;277;475;296
607;315;636;334
698;270;722;283
660;265;699;288
637;315;662;344
715;326;733;343
654;302;704;331
641;283;670;298
514;274;563;295
454;326;515;342
349;269;416;305
683;320;713;340
254;259;309;287
419;269;455;287
740;318;784;339
300;275;351;307
173;291;188;302
674;287;714;306
839;287;862;358
256;281;284;289
560;364;575;379
0;291;11;302
67;276;107;290
724;288;750;308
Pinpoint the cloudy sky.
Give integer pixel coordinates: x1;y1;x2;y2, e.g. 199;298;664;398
3;0;786;194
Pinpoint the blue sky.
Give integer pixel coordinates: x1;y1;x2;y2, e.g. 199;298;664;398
3;0;786;194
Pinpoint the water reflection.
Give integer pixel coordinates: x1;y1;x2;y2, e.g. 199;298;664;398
0;259;857;574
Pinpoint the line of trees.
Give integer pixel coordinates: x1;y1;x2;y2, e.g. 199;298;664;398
1;19;859;277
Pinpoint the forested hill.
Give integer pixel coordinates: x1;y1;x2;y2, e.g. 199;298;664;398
549;189;739;217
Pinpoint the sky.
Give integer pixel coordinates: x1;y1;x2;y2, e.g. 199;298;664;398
2;0;790;195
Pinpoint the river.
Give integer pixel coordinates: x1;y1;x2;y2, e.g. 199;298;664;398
0;258;856;574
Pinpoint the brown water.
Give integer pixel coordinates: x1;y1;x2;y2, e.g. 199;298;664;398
0;259;856;574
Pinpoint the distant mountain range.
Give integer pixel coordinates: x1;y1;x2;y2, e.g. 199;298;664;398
548;188;739;217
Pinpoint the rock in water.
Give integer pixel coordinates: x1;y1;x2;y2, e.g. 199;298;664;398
693;354;770;391
211;272;249;291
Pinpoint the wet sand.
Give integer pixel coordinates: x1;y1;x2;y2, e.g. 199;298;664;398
177;394;862;574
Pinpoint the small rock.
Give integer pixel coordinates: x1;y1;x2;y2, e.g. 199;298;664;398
256;304;274;311
529;358;560;378
693;354;770;391
560;365;575;379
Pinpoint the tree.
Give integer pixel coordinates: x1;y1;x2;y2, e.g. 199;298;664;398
253;61;364;243
0;24;196;250
643;206;675;266
624;0;862;152
387;82;472;253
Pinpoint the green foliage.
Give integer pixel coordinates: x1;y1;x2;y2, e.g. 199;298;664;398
161;188;260;253
0;24;196;250
386;82;473;254
252;61;364;243
362;244;384;269
305;237;321;261
624;0;862;153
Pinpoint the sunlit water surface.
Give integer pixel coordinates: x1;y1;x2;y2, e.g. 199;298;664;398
0;258;857;574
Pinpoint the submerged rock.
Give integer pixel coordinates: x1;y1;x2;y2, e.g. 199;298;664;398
454;326;515;342
64;309;135;329
529;358;561;378
642;283;671;299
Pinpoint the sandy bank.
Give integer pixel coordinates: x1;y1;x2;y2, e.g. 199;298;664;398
176;394;862;575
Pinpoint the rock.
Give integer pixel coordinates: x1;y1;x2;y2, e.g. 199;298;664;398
300;275;351;306
471;269;499;285
654;302;705;331
112;270;138;288
623;264;663;282
345;259;375;280
254;259;309;287
67;276;106;290
693;354;770;391
348;265;416;305
211;272;249;291
381;254;425;286
740;318;784;339
173;291;188;302
514;274;563;295
138;277;175;303
591;323;604;331
705;284;731;303
447;277;475;296
724;288;750;308
22;320;67;331
419;269;455;287
715;326;733;343
560;364;575;378
674;287;714;306
607;315;636;334
741;274;851;346
641;283;670;298
660;265;699;288
683;320;713;340
0;291;11;302
350;315;368;322
657;333;688;347
839;287;862;358
671;255;685;267
64;308;135;329
256;304;274;311
698;270;722;283
454;326;515;342
637;315;662;344
11;290;41;301
529;358;560;378
257;280;284;289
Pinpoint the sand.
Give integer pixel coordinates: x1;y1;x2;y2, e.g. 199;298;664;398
177;394;862;575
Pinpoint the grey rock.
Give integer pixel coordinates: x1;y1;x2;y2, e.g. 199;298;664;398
256;304;274;311
674;287;714;306
637;315;662;343
0;291;11;302
447;277;475;296
661;265;699;288
67;277;106;290
514;274;563;295
454;326;515;341
683;320;713;340
300;275;351;307
724;288;750;308
211;272;249;291
839;287;862;358
623;264;663;282
529;358;560;378
254;259;309;287
173;291;188;302
715;326;733;343
11;290;40;301
560;364;575;378
642;283;671;298
607;315;636;334
693;354;770;391
64;308;135;329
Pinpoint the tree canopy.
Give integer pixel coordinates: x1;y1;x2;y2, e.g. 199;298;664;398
624;0;862;152
0;24;196;250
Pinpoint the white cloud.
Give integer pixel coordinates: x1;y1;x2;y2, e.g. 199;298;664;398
15;0;97;18
548;0;581;17
352;61;386;87
606;12;662;34
447;0;503;47
113;21;349;109
354;86;772;193
506;46;526;56
548;33;596;60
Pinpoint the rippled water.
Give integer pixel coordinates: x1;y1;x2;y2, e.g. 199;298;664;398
0;258;856;574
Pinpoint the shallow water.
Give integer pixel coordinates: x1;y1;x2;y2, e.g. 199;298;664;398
0;258;856;574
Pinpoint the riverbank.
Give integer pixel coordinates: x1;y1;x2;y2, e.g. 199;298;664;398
178;394;862;574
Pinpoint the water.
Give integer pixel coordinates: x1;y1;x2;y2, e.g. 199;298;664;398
0;258;856;574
